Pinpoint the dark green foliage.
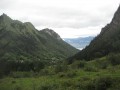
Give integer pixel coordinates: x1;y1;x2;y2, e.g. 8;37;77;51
95;59;108;69
38;83;58;90
0;59;45;75
0;14;78;75
58;71;77;78
65;71;77;78
9;72;37;78
94;76;112;90
71;60;86;69
107;53;120;66
84;66;98;72
54;64;68;73
79;76;113;90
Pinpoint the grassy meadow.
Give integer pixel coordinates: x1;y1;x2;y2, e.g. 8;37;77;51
1;55;120;90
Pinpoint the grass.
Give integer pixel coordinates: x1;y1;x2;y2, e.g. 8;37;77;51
0;57;120;90
0;67;120;90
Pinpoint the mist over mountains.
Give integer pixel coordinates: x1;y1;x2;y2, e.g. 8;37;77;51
64;36;94;50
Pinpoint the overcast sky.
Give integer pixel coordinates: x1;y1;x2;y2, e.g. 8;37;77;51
0;0;120;38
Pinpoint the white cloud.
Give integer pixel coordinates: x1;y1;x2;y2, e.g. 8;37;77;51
51;26;102;38
0;0;120;38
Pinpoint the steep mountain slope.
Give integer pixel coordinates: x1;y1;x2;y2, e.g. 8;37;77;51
64;36;94;50
69;5;120;61
0;14;78;63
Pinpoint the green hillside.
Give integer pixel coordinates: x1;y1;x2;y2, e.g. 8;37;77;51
0;14;78;74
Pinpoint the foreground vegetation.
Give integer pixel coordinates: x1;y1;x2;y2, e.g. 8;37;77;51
0;53;120;90
0;70;120;90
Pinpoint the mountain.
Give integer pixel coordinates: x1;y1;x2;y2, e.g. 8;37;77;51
64;36;94;50
69;5;120;61
0;14;79;64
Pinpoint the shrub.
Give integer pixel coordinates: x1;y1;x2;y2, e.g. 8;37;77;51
11;80;16;84
58;71;76;78
85;81;95;90
71;60;86;69
54;64;68;73
84;66;98;72
58;72;66;78
10;72;35;78
94;76;112;90
107;53;120;66
96;59;108;69
78;76;113;90
14;85;22;90
61;80;74;87
40;69;49;75
38;83;58;90
66;71;77;78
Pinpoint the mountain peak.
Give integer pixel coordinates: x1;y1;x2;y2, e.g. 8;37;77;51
0;13;12;24
0;13;11;20
1;13;8;17
111;5;120;25
42;28;62;40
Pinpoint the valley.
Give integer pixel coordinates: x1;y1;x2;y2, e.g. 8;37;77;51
0;4;120;90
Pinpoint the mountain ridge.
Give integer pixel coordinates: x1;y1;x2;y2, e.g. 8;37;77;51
0;14;79;64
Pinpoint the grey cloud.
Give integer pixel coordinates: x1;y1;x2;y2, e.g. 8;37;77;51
0;0;119;30
27;6;115;29
0;0;17;9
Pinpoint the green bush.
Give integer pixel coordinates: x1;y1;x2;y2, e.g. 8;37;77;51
84;66;98;72
58;72;66;78
10;71;35;78
77;76;113;90
61;80;74;87
14;85;22;90
38;83;58;90
58;71;76;78
54;64;68;73
96;59;108;69
107;53;120;66
94;76;112;90
66;71;77;78
84;81;95;90
40;69;49;75
71;60;86;69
